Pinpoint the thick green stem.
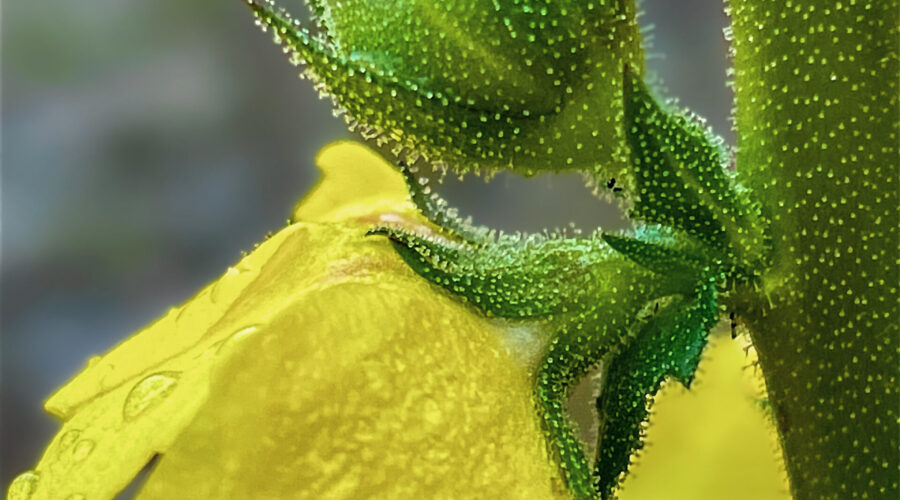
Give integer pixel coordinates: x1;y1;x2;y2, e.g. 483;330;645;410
730;1;898;498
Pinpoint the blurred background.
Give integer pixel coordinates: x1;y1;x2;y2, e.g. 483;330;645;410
1;0;733;490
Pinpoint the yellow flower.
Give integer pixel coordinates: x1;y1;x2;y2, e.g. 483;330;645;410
8;142;787;499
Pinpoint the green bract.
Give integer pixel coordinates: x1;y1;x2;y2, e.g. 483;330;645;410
248;0;642;182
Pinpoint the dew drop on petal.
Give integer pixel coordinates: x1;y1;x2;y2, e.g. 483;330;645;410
72;440;95;462
215;325;261;355
7;471;39;500
122;371;181;421
229;325;260;343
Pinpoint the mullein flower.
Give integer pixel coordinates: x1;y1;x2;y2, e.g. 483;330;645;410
6;143;788;500
248;0;643;183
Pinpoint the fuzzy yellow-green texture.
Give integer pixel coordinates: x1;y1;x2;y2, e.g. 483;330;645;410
7;143;788;499
730;1;899;498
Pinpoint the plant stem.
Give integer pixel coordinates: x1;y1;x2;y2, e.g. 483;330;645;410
730;1;898;498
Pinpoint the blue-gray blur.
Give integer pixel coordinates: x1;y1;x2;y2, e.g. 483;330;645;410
1;0;733;490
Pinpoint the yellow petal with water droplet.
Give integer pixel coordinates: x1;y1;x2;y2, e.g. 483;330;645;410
44;141;411;422
137;242;562;499
10;141;787;499
11;141;563;499
7;472;39;500
122;372;181;421
9;144;450;499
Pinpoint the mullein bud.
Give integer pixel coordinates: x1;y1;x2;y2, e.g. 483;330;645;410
248;0;642;182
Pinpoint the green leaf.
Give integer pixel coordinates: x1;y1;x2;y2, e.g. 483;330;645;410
622;69;766;266
601;233;712;293
370;227;653;320
595;278;719;498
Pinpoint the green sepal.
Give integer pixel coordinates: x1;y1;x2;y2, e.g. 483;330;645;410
396;160;491;244
594;276;720;499
304;0;612;116
601;233;716;293
247;0;643;181
367;227;627;319
368;225;672;500
623;68;766;265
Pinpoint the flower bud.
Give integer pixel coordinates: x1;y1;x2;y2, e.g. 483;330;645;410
248;0;643;181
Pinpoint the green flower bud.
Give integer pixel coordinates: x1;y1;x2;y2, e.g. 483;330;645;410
248;0;643;180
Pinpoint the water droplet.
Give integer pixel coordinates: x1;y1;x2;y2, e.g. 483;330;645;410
8;471;39;500
229;325;259;343
215;325;261;355
72;440;95;461
57;430;81;454
122;371;180;421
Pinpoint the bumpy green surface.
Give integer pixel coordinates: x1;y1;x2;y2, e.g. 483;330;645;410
247;0;642;184
622;70;766;270
247;1;898;499
595;277;718;499
730;1;899;498
366;79;755;497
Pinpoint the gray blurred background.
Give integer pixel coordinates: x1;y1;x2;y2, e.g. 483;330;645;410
1;0;733;490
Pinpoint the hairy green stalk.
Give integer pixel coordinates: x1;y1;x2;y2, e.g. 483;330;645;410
729;1;898;498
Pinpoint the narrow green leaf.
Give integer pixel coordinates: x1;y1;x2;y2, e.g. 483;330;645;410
595;277;719;499
623;69;766;266
369;227;650;320
601;233;710;292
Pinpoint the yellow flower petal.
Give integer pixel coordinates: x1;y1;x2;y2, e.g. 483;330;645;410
137;239;564;498
292;141;416;224
9;142;564;500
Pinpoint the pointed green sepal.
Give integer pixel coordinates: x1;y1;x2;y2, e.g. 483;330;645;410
623;69;767;266
601;233;714;293
396;160;491;244
367;227;652;321
594;277;720;498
